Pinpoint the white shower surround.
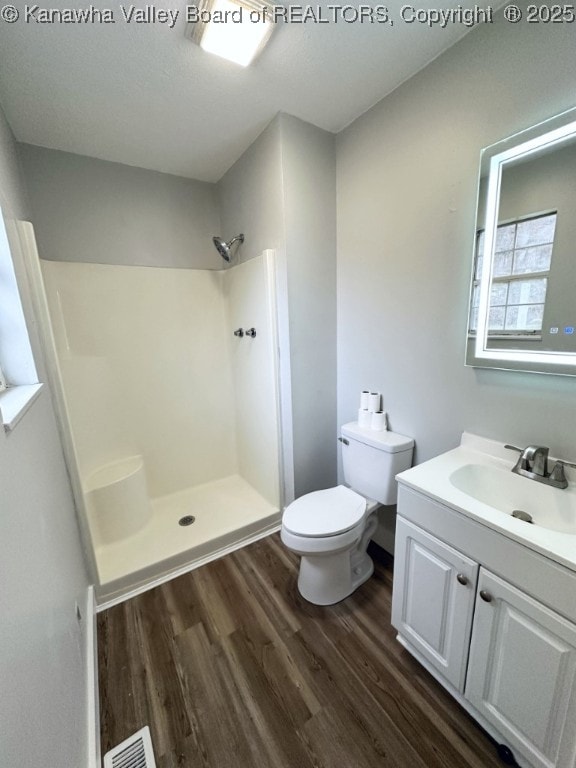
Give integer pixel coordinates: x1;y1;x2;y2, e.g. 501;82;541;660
39;251;287;603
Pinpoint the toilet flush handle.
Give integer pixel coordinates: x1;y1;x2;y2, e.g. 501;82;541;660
338;437;349;445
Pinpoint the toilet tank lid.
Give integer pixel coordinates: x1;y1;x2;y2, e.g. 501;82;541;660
341;422;414;453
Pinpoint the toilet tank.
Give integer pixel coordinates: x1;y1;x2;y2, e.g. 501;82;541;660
341;422;414;505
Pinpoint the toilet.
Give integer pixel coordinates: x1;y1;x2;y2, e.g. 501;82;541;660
281;421;414;605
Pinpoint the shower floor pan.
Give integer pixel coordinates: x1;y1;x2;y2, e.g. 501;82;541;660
93;474;280;604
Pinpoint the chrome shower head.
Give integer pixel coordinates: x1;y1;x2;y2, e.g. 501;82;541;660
212;233;244;263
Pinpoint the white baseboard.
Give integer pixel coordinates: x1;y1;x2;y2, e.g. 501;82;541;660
86;586;101;768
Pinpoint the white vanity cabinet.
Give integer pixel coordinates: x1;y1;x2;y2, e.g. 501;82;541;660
392;485;576;768
392;517;478;691
466;570;576;768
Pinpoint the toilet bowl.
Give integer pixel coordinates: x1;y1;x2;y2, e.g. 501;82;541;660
281;422;414;605
282;485;379;605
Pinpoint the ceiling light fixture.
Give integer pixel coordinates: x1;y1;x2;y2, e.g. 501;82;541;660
186;0;276;67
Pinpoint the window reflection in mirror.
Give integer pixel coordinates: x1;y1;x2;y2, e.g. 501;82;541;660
469;211;556;339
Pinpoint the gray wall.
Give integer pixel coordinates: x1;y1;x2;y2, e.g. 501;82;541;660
20;144;221;269
337;9;576;493
279;114;337;495
218;114;337;497
218;116;285;266
0;105;90;768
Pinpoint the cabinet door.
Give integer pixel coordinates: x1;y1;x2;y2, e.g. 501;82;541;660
392;517;478;691
466;569;576;768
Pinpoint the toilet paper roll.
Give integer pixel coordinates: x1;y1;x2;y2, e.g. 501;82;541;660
371;411;387;431
358;409;372;428
360;390;370;410
369;392;381;413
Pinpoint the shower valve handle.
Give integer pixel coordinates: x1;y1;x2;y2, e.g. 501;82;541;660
245;328;257;338
234;328;244;337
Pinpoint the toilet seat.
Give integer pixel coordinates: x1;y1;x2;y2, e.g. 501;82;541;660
282;485;366;538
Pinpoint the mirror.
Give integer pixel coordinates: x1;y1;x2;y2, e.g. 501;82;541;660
466;107;576;375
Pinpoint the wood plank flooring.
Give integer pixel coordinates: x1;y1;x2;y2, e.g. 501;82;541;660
98;534;503;768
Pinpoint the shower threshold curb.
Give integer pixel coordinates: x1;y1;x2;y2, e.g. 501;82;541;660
95;519;281;611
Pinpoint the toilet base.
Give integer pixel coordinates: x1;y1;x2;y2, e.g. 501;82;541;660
296;513;378;605
298;550;374;605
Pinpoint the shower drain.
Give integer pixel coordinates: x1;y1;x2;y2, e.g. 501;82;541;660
179;515;196;527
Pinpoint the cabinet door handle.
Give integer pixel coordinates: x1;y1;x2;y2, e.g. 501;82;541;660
479;590;493;603
456;573;469;586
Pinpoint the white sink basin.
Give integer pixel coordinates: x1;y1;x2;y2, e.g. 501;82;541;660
449;462;576;534
396;432;576;573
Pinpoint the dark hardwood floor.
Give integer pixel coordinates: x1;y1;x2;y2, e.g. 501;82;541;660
98;533;503;768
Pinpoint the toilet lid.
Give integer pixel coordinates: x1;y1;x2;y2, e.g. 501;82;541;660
283;485;366;538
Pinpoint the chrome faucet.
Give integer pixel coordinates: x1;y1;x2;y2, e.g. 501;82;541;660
519;445;549;476
505;444;576;489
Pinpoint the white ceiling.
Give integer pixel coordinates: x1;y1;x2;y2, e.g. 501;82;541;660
0;1;479;182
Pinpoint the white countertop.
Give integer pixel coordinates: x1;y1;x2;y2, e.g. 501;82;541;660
396;432;576;574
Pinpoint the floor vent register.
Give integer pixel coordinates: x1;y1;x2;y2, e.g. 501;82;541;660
103;726;157;768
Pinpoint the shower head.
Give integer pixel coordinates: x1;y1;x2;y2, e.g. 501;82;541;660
212;233;244;263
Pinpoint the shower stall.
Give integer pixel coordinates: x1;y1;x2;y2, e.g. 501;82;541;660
29;234;290;604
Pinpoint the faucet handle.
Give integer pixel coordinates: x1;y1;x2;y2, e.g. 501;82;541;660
549;462;566;483
554;459;576;470
505;444;526;472
549;461;572;489
550;459;576;483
